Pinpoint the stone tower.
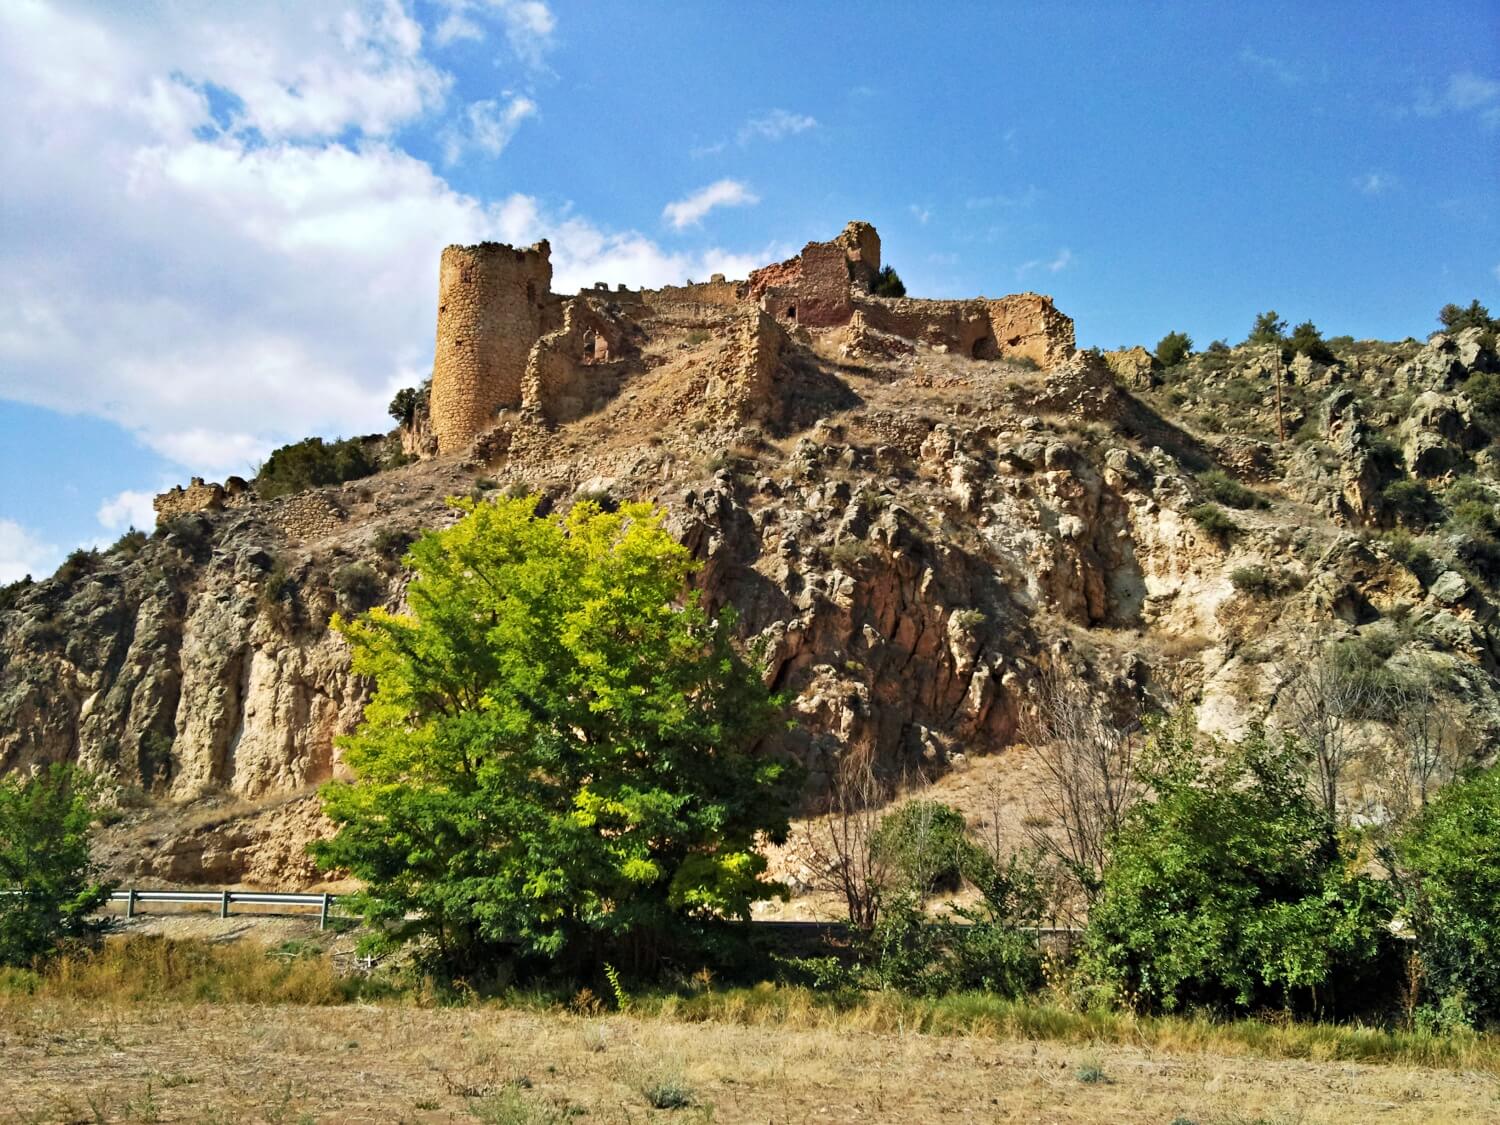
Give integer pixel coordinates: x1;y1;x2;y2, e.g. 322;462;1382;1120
430;240;553;453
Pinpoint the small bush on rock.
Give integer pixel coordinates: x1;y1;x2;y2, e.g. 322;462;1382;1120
1188;503;1239;539
1154;331;1193;368
1199;470;1266;510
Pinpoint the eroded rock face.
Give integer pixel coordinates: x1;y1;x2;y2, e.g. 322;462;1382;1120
7;319;1500;888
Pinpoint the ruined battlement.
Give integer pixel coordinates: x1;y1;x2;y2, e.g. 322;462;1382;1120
153;476;251;526
426;221;1077;452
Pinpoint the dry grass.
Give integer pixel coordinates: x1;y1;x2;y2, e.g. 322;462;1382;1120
3;937;1498;1122
4;995;1498;1124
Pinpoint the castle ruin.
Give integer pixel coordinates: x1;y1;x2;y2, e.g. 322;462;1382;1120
427;220;1077;453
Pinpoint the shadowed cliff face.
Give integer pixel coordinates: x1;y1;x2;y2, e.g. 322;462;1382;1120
5;323;1500;886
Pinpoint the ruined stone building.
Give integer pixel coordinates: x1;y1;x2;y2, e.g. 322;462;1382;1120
427;221;1077;453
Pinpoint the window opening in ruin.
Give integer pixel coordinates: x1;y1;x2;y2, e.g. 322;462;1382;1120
786;306;796;320
972;337;997;359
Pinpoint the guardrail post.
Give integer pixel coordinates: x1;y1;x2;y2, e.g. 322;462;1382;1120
125;889;136;920
220;890;231;919
319;893;331;932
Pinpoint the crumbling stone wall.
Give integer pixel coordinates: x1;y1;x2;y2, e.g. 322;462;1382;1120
642;276;745;310
153;477;251;526
276;491;346;541
522;298;632;425
703;309;786;425
835;221;881;289
855;297;996;356
1103;346;1157;389
986;293;1075;367
430;240;555;453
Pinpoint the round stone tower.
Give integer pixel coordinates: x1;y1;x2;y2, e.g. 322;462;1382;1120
430;240;553;453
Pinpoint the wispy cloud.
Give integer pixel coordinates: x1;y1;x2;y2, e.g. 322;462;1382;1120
662;179;760;230
1493;263;1500;284
965;186;1041;210
1354;171;1395;195
1016;248;1073;278
908;204;931;225
1417;71;1500;128
441;95;537;164
1239;46;1303;86
737;109;817;144
434;0;557;67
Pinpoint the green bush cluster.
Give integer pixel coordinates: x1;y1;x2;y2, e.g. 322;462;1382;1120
1154;331;1193;369
1188;503;1239;539
1198;470;1267;510
1080;719;1396;1016
255;436;380;500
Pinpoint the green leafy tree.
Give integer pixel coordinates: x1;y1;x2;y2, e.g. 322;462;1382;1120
870;265;906;298
1287;320;1336;364
0;765;113;967
1154;331;1193;368
1081;714;1396;1014
872;801;974;897
1395;766;1500;1026
1248;310;1288;345
1438;299;1495;333
314;497;798;976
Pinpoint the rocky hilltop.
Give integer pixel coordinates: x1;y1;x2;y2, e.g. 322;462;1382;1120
3;223;1498;889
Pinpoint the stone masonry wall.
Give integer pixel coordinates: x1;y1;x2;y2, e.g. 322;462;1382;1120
797;241;856;327
521;298;632;425
986;293;1076;367
430;241;554;453
835;221;881;289
153;477;251;526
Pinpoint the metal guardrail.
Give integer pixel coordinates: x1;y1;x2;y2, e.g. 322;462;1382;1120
105;889;340;930
8;888;1084;938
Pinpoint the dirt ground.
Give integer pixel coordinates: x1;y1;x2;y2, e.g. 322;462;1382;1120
4;997;1497;1124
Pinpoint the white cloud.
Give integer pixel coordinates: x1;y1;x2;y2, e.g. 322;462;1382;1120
433;0;555;66
441;94;537;163
965;187;1041;209
0;4;769;482
662;180;760;230
908;204;931;225
1239;46;1302;86
1493;263;1500;283
0;519;59;584
737;109;817;144
96;490;158;533
1016;248;1073;278
1415;71;1500;127
1354;171;1395;195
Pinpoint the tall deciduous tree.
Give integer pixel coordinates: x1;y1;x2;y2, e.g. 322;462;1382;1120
314;497;797;976
0;765;112;967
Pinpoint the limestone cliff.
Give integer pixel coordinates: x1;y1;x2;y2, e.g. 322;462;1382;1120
4;306;1500;888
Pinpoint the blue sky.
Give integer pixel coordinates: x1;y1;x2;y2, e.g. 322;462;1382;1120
2;0;1497;580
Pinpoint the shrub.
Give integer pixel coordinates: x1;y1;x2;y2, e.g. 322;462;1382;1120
684;328;712;346
0;576;33;615
872;801;973;896
0;765;113;967
54;547;99;586
1288;321;1336;365
1230;565;1282;598
862;850;1044;998
108;528;148;558
257;560;298;633
1154;331;1193;368
870;265;906;298
331;562;383;613
1081;717;1397;1015
255;436;379;500
1377;530;1439;586
829;539;872;569
371;527;416;562
1199;470;1266;510
1382;479;1441;529
1460;371;1500;429
1396;766;1500;1027
1438;299;1496;334
1247;310;1287;345
158;513;213;556
1188;503;1239;539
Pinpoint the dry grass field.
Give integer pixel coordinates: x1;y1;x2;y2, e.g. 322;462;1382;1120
2;929;1498;1124
5;997;1500;1124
